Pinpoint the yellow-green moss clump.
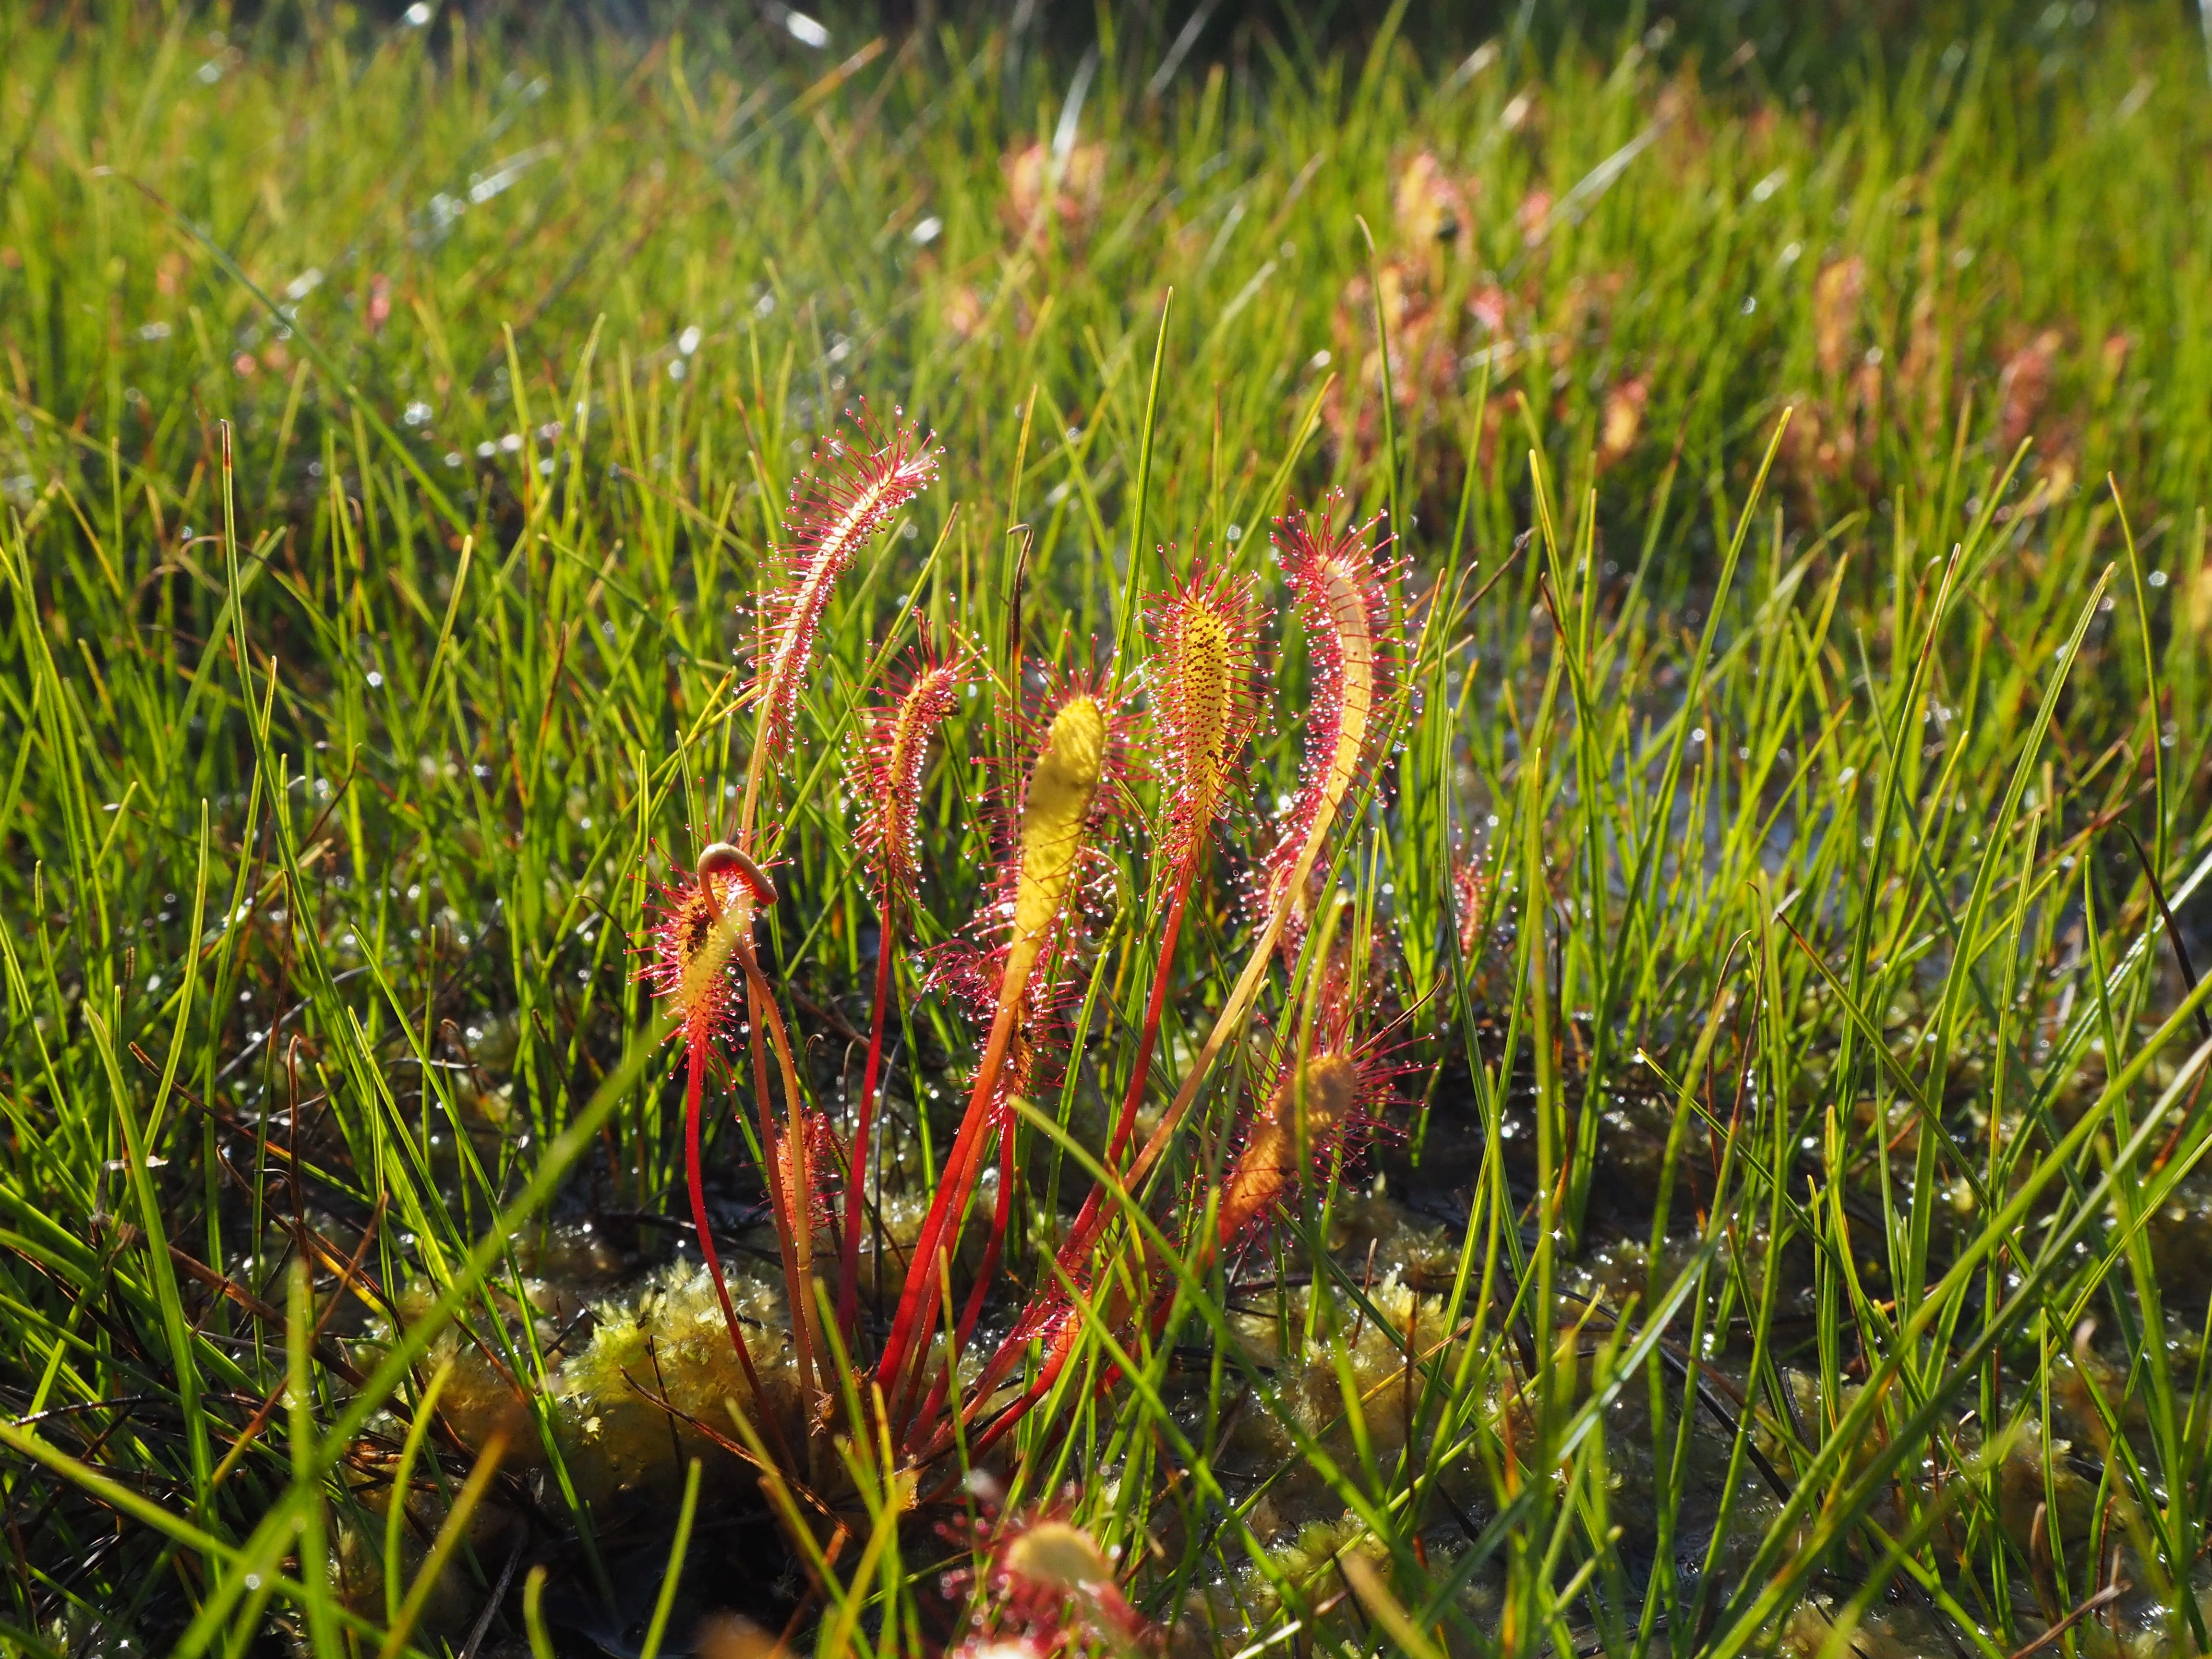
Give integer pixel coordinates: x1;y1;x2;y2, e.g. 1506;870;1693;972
552;1263;804;1503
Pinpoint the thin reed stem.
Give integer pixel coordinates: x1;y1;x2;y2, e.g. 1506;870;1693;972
681;1032;791;1470
838;889;900;1346
874;945;1035;1412
1106;875;1193;1170
736;940;824;1411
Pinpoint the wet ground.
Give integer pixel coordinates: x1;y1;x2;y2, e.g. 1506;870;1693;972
337;1001;2212;1659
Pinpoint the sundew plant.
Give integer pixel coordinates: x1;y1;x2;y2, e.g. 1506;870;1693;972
8;2;2212;1656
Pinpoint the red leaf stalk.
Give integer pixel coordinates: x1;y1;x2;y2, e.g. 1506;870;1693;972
640;845;794;1469
906;930;1083;1439
735;933;827;1414
1047;566;1263;1297
1113;494;1395;1224
690;847;826;1416
840;649;966;1345
1106;564;1262;1169
959;525;1385;1449
726;404;934;1431
985;1039;1387;1467
875;687;1115;1418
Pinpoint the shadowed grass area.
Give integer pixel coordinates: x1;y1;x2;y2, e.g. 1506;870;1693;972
5;3;2212;1654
